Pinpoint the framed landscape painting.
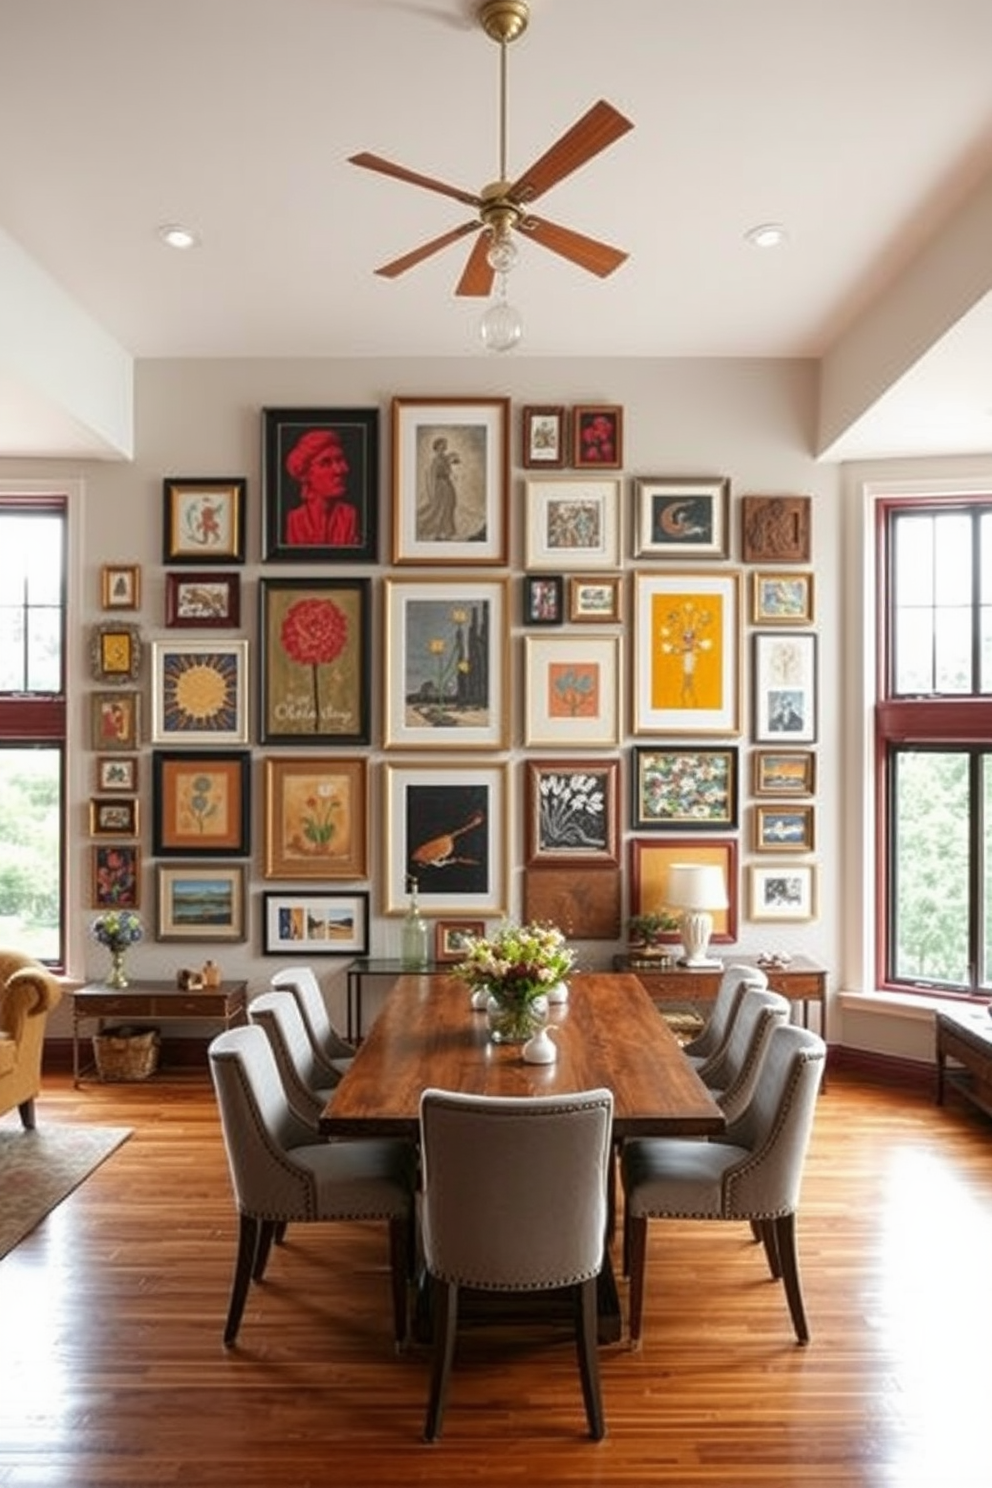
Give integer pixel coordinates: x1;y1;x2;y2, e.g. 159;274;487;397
632;569;741;736
382;762;507;916
262;407;379;563
752;749;816;797
262;891;370;956
391;396;509;566
259;577;371;745
155;864;247;942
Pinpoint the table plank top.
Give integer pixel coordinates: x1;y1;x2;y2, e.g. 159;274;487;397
319;971;724;1140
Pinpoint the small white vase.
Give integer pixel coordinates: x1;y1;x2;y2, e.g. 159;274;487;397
546;980;569;1005
470;986;491;1010
522;1025;557;1065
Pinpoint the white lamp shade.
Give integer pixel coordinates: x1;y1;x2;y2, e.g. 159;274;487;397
665;863;728;911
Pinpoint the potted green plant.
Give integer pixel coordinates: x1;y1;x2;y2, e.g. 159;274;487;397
627;909;679;956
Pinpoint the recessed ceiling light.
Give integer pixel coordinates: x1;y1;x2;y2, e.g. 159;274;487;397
745;223;789;249
158;224;200;250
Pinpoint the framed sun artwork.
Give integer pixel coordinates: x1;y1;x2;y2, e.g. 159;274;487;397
150;640;249;745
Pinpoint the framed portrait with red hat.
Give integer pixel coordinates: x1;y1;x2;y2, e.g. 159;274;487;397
262;406;379;563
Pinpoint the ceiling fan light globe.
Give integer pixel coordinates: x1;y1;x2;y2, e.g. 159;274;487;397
486;234;519;274
479;299;523;352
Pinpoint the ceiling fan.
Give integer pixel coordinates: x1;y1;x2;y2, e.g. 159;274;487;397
348;0;634;299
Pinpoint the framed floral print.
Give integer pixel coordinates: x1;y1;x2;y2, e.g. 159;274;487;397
523;574;564;626
151;750;250;857
632;746;739;831
91;844;140;909
89;625;141;684
523;634;621;748
155;864;247;942
434;918;486;963
382;762;507;916
749;863;817;921
262;407;379;563
521;405;567;469
751;570;815;624
162;477;246;564
630;836;739;944
165;571;241;629
262;891;369;956
524;477;621;571
632;569;742;736
101;564;140;610
96;755;138;793
571;404;623;469
259;577;370;746
524;758;620;867
91;691;141;751
263;756;368;881
633;476;730;559
391;396;509;566
150;640;249;745
753;803;815;852
752;632;817;744
382;577;508;750
752;748;816;797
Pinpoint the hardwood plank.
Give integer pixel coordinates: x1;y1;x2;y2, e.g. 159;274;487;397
1;1068;990;1484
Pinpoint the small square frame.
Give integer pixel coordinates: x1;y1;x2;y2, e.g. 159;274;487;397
101;564;140;610
753;803;815;853
89;797;139;838
633;476;730;560
91;691;141;751
632;746;738;831
749;863;817;921
434;918;486;964
165;571;241;629
523;575;564;626
89;625;142;684
163;478;246;564
156;864;247;942
391;396;509;565
152;750;251;858
751;570;815;625
521;406;567;469
752;749;816;797
524;758;620;867
741;495;812;564
567;574;622;624
263;756;368;881
91;844;140;909
150;639;249;745
524;477;622;570
262;891;369;956
752;632;817;744
572;404;623;469
523;634;621;748
262;407;379;563
96;755;138;793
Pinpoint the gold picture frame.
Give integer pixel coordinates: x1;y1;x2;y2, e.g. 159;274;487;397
263;756;368;881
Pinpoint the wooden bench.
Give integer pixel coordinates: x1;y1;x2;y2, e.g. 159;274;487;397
935;1004;992;1120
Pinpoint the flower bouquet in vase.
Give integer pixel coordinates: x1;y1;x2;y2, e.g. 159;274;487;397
90;909;143;989
454;921;576;1044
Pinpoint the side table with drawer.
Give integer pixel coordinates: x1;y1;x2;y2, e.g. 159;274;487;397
72;979;249;1084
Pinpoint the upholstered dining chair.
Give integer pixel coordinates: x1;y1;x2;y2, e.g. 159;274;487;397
682;963;769;1071
418;1086;614;1442
270;965;356;1071
696;985;791;1124
208;1024;416;1349
248;989;341;1129
622;1023;826;1346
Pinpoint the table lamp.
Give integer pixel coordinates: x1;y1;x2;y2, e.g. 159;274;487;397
665;863;728;968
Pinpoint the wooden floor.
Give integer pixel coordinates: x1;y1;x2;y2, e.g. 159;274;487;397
2;1064;992;1487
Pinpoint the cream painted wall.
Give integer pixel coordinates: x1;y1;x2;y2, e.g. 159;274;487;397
2;355;848;1042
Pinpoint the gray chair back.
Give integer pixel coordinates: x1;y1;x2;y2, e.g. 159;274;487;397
699;986;790;1122
270;965;355;1064
249;989;338;1127
685;963;768;1068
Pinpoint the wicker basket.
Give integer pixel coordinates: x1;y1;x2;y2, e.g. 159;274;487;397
92;1025;160;1081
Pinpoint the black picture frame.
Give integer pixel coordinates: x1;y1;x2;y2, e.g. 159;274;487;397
522;574;564;626
262;406;379;562
151;749;251;858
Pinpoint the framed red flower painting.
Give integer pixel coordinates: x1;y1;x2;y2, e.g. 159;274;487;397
259;577;371;745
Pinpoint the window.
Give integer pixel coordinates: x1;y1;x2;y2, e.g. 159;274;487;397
879;497;992;993
0;497;66;967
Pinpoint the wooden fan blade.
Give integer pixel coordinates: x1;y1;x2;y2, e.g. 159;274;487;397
509;100;634;205
349;152;481;209
454;233;496;297
374;221;482;280
520;215;628;278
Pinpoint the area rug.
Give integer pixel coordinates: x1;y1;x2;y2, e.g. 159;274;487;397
0;1124;131;1259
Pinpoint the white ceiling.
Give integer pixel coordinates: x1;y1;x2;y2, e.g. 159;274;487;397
3;0;992;460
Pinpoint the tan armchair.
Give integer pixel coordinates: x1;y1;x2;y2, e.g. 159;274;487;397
0;948;63;1129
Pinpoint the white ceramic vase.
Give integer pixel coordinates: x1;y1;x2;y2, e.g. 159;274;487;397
522;1025;557;1064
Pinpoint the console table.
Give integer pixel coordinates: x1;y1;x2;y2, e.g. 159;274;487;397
935;1003;992;1119
71;979;248;1085
612;953;828;1042
344;959;450;1043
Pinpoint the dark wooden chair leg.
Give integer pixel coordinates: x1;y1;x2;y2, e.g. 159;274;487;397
423;1278;458;1442
252;1219;278;1281
774;1212;810;1344
223;1214;260;1346
626;1213;648;1344
575;1277;606;1439
18;1097;36;1130
388;1214;410;1348
273;1221;288;1245
756;1217;782;1278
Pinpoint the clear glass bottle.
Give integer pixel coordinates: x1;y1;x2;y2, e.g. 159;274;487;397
401;876;429;970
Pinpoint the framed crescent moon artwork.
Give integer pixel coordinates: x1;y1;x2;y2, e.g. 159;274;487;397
633;476;730;560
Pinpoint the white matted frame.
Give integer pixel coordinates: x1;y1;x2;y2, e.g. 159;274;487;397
523;634;621;748
382;761;508;916
155;864;247;942
633;476;730;559
524;477;621;571
150;639;249;745
383;576;508;750
262;890;370;956
391;396;509;565
632;569;741;736
752;632;817;744
749;863;817;921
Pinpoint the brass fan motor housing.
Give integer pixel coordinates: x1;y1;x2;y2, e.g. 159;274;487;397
479;1;530;46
